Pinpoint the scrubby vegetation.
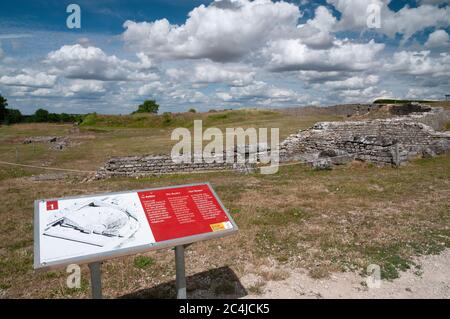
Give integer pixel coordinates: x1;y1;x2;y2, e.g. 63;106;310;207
79;109;282;129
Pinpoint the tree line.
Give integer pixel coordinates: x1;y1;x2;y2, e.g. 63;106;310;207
0;95;170;125
0;95;84;124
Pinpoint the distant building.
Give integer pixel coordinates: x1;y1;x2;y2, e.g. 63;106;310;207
446;94;450;101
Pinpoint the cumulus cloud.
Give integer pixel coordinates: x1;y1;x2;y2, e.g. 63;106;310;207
386;50;450;77
0;71;57;88
192;62;255;86
216;81;304;105
296;6;337;49
30;88;54;97
264;39;385;72
64;80;106;97
13;79;108;99
338;86;392;104
168;88;208;104
138;81;165;96
165;61;256;87
425;29;450;48
320;75;379;90
45;44;158;82
122;0;300;62
328;0;450;40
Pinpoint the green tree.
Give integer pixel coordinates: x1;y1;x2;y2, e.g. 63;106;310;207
134;100;159;114
4;109;22;124
34;108;49;122
0;94;8;123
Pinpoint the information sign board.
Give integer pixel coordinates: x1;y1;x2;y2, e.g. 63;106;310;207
34;183;237;270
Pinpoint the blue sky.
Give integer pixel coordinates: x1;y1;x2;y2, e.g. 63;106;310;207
0;0;449;114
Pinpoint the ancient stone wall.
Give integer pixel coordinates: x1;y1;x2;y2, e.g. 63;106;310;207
280;107;450;166
95;150;263;179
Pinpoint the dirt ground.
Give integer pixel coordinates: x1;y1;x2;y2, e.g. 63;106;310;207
241;249;450;299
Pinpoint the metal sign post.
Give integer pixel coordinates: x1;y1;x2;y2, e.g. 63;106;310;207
175;245;187;299
88;262;103;299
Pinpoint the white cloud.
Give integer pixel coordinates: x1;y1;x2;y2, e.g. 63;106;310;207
320;75;379;90
338;86;392;104
64;80;106;97
77;37;91;47
264;39;385;72
30;88;53;97
297;6;336;49
168;88;208;104
216;91;233;102
137;81;165;96
386;50;450;77
166;61;255;87
217;81;304;105
328;0;450;40
327;0;384;31
297;70;347;83
0;71;57;88
192;62;255;86
21;80;107;98
45;44;158;82
122;0;300;62
425;29;450;48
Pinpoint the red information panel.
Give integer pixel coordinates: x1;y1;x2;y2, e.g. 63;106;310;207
35;183;236;270
138;184;233;242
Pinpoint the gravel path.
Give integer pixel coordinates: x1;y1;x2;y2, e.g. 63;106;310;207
242;249;450;299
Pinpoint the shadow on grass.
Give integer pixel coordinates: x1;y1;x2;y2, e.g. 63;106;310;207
119;266;247;299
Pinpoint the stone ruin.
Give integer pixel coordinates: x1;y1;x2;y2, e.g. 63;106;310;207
95;145;269;179
22;136;71;150
280;105;450;169
95;104;450;178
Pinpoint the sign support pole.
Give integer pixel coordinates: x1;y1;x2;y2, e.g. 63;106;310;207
175;245;187;299
88;262;103;299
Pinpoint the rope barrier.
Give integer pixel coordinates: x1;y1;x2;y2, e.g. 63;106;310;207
0;161;96;174
0;159;306;177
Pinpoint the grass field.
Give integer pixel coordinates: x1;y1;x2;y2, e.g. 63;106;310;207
0;108;449;298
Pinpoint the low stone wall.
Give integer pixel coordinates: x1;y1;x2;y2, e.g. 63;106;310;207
280;107;450;166
95;151;263;179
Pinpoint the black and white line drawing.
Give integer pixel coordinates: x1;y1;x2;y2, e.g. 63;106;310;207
43;197;140;248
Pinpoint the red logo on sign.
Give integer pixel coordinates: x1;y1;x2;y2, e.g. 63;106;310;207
46;201;59;211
